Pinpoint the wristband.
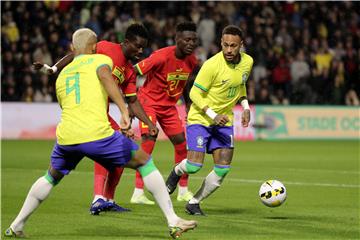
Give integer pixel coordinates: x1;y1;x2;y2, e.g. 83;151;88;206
241;99;250;110
41;64;57;74
205;108;217;120
51;65;58;73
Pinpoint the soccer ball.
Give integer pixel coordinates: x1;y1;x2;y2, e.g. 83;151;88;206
259;180;287;207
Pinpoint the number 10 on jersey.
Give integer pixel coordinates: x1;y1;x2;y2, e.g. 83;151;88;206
66;73;80;104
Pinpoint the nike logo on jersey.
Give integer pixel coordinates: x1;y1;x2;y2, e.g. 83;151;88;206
222;79;230;84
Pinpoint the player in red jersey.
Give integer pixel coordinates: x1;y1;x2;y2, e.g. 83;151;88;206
130;22;199;204
33;23;158;214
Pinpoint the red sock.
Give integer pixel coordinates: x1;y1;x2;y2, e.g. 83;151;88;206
94;162;109;196
135;139;156;189
175;141;189;187
104;167;124;200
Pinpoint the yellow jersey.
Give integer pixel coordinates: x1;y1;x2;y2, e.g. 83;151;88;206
56;54;114;145
188;51;253;126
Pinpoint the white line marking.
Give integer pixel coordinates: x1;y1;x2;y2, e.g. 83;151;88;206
5;168;360;189
272;167;360;175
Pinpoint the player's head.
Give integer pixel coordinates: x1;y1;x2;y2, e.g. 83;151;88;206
123;23;149;61
221;25;244;63
71;28;97;55
175;21;198;57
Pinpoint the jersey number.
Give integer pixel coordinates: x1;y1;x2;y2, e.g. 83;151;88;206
227;87;237;98
66;73;80;104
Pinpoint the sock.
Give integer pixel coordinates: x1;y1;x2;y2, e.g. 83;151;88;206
132;187;145;198
135;170;144;189
175;159;202;175
92;195;106;203
178;186;189;196
135;139;156;189
174;142;189;187
93;162;108;197
138;158;179;226
189;169;227;204
10;176;54;232
104;167;124;200
174;159;188;175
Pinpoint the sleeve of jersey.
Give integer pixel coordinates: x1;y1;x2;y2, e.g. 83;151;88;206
121;69;137;97
134;53;159;75
189;62;214;110
96;55;113;71
239;57;254;98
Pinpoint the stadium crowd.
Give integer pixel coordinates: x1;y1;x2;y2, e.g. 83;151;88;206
1;1;359;105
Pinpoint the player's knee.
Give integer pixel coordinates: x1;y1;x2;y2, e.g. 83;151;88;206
185;160;203;174
44;170;61;186
138;157;157;177
214;165;231;177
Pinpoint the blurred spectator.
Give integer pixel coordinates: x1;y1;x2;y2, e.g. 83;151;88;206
1;1;359;106
345;88;360;106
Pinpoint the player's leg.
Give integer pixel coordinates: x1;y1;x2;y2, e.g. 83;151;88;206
130;108;157;205
186;126;234;216
168;133;193;201
125;149;197;238
103;167;130;212
161;105;193;201
5;143;82;237
166;124;209;194
102;132;196;238
91;116;129;213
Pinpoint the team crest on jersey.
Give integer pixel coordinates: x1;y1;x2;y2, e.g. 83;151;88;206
242;73;248;84
196;136;204;148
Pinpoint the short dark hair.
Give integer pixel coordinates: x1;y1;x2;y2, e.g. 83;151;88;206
222;25;244;39
176;21;197;33
125;23;149;41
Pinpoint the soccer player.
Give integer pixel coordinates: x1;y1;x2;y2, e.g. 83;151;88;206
130;22;199;204
34;23;158;213
165;25;253;215
4;28;197;239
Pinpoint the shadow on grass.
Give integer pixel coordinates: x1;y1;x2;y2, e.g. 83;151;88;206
204;207;248;215
264;216;289;220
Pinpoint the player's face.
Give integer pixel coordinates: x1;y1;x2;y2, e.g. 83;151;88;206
221;34;243;63
124;36;148;61
176;31;198;55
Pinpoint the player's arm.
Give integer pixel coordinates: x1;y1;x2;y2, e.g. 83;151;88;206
189;63;229;126
239;58;254;128
183;65;200;113
33;53;74;75
133;52;161;76
190;86;229;126
126;96;158;136
97;65;130;130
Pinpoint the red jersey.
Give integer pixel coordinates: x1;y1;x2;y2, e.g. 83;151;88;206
96;40;137;97
135;46;197;106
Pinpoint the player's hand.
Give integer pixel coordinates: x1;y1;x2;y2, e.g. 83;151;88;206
121;128;136;140
120;114;131;131
148;123;159;137
33;62;55;75
241;109;250;127
33;62;44;70
214;114;229;126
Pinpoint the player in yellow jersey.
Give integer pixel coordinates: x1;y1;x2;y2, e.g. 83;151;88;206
166;25;253;215
5;28;197;239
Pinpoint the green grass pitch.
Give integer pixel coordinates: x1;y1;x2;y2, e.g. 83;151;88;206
1;140;359;239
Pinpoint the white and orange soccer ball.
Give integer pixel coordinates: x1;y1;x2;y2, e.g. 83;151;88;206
259;180;287;207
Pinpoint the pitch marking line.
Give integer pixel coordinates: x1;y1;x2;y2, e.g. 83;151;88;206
5;168;360;189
